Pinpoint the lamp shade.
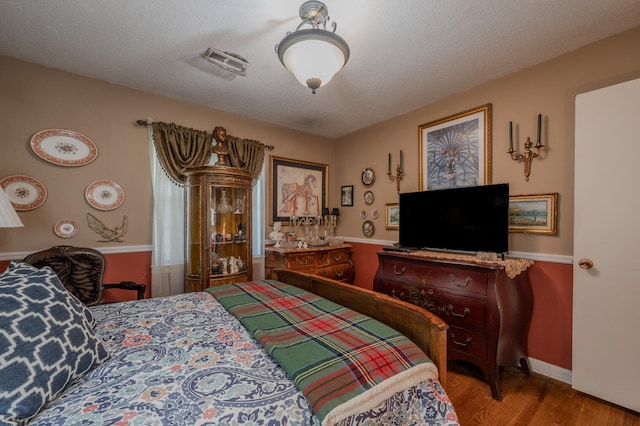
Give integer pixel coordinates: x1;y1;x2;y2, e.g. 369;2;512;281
278;29;349;92
0;187;24;228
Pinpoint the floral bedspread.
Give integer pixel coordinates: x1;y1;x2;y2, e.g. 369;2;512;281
29;291;459;425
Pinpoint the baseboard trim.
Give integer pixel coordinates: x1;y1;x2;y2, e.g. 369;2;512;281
529;357;572;384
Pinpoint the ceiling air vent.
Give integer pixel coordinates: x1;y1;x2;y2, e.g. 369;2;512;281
202;47;248;76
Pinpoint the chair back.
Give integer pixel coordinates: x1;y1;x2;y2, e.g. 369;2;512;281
24;245;105;306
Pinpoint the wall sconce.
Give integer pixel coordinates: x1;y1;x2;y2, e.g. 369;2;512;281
387;150;404;193
508;114;544;181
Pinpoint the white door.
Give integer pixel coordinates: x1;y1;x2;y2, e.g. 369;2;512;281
573;77;640;412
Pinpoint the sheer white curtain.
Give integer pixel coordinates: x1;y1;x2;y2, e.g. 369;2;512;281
147;124;184;297
252;168;266;279
147;123;266;293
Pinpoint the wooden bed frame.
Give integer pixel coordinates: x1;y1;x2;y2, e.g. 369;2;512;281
273;269;449;388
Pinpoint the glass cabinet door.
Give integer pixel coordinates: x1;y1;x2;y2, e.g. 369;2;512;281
209;186;249;278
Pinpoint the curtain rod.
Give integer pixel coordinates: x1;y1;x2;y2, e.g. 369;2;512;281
136;120;273;150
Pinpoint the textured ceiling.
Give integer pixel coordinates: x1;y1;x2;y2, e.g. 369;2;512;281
1;0;639;139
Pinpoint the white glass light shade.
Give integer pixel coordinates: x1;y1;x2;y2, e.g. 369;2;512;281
277;29;349;93
0;188;23;228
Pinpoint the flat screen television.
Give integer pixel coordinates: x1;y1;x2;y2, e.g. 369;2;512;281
399;183;509;254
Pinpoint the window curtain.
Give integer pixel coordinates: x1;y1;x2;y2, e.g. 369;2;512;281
227;135;266;186
147;123;185;297
151;122;212;185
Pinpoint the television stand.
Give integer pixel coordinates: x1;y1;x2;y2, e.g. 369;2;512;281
373;250;533;400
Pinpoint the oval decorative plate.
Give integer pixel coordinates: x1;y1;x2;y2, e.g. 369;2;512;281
371;208;380;219
85;180;125;210
54;220;79;238
362;220;375;238
31;129;98;167
0;175;47;211
363;190;374;205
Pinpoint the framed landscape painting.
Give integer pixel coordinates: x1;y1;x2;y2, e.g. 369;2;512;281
419;104;492;190
509;193;558;234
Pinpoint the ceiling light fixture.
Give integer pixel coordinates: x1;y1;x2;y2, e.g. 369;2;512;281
275;1;350;94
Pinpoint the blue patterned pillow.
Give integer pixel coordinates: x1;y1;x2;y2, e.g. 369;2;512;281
0;261;110;425
6;261;96;327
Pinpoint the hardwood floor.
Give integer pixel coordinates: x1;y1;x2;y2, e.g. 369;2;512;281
446;362;640;425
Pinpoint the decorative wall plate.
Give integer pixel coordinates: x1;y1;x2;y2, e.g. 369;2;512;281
54;220;79;238
363;190;374;205
361;167;375;186
85;180;125;210
0;175;47;211
31;129;98;167
359;209;367;219
362;220;375;238
371;208;380;219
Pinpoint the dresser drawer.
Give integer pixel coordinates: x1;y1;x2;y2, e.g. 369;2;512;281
318;248;350;266
381;259;488;296
448;326;487;361
436;292;486;330
316;264;354;283
283;253;318;270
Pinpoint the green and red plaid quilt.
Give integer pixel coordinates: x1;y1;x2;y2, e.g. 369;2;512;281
207;280;439;425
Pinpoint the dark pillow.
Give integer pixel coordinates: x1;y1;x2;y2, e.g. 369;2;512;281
0;261;110;425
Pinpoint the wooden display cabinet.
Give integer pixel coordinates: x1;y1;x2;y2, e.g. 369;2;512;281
184;166;252;292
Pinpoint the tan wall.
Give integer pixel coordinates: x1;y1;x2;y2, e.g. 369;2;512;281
335;27;640;256
0;56;335;253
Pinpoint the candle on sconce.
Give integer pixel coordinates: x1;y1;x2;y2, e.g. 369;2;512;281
293;193;297;216
400;150;404;171
537;114;542;144
509;121;513;151
316;195;319;216
388;153;391;174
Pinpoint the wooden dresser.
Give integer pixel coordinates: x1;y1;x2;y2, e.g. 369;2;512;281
374;250;533;400
265;244;354;284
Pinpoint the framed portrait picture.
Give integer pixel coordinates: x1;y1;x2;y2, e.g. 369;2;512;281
269;156;328;223
341;185;353;206
385;203;400;230
509;193;558;234
419;104;492;190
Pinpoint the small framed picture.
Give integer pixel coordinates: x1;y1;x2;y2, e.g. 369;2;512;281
385;203;400;230
341;185;353;206
509;193;558;234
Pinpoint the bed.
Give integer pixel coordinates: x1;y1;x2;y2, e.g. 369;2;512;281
0;262;459;425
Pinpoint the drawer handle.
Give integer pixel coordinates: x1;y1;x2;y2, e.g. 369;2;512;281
449;274;472;287
393;265;406;275
391;289;404;299
444;304;470;318
332;253;343;261
295;256;310;266
450;333;472;347
335;269;344;277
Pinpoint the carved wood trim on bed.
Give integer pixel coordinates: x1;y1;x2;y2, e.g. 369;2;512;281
272;269;449;389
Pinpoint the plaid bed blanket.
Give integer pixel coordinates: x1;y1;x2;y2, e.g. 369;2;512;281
207;280;438;425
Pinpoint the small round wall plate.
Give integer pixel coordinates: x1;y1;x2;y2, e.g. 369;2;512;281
371;208;380;219
0;174;47;211
31;129;98;167
85;180;125;210
54;220;79;238
361;167;375;187
363;190;374;205
362;220;375;238
359;209;367;219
